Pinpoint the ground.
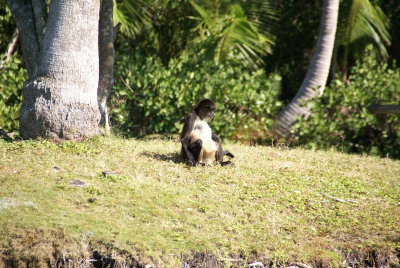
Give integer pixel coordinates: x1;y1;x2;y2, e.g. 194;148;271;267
0;136;399;267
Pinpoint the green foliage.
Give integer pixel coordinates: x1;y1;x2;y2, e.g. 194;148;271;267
337;0;391;76
111;47;282;140
293;50;400;158
189;0;275;68
113;0;151;38
0;0;14;51
0;56;26;132
0;1;23;132
114;0;197;66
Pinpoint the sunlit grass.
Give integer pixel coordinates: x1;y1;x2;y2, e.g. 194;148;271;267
0;136;399;267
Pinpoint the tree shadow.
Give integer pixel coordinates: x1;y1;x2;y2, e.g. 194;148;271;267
141;151;183;164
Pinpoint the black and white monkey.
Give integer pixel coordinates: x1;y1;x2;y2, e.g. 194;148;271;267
181;99;234;166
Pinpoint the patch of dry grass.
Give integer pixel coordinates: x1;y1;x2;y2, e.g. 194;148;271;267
0;136;399;267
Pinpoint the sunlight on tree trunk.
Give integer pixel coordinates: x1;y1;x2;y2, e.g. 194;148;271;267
18;0;101;139
272;0;339;138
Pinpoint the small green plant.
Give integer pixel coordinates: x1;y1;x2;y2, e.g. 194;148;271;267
58;141;100;155
86;186;102;195
102;174;127;182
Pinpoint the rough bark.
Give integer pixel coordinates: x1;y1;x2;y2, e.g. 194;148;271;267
5;0;40;78
272;0;339;137
19;0;101;140
98;0;115;133
32;0;48;45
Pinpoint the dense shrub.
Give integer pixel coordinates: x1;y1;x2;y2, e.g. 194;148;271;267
111;47;282;140
293;53;400;158
0;56;26;132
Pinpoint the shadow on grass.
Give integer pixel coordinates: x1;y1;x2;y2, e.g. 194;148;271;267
0;130;17;142
141;151;183;164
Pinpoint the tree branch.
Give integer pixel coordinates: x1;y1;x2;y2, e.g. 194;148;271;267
98;0;115;134
5;0;41;78
321;193;359;204
368;104;400;114
114;22;122;38
0;28;19;69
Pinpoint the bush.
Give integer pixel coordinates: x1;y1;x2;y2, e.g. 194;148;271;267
0;56;26;132
111;47;282;141
293;52;400;158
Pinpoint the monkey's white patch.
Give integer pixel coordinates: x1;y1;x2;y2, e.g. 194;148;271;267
191;117;217;163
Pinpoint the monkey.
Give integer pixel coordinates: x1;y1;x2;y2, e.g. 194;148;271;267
181;99;234;166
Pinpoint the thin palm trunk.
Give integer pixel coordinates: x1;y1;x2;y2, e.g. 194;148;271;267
98;0;115;134
273;0;339;137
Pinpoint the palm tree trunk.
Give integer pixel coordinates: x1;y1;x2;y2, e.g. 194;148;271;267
19;0;101;139
273;0;339;137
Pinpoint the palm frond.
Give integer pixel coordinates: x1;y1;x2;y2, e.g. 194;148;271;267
190;0;275;68
215;15;240;63
113;0;151;38
242;0;277;37
339;0;390;61
190;1;213;28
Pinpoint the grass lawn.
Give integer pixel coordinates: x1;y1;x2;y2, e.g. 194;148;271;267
0;136;399;267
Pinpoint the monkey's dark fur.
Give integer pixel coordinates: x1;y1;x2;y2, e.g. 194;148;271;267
181;99;234;166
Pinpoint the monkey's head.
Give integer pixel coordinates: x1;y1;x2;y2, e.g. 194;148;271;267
194;99;216;120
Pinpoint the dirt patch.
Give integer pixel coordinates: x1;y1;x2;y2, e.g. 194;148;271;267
1;230;399;268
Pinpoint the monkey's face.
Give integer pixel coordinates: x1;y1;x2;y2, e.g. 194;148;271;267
197;99;216;120
205;105;215;119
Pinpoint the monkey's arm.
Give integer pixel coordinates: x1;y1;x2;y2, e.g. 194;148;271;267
181;113;196;165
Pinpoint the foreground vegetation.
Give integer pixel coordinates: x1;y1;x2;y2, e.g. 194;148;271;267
0;137;399;267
